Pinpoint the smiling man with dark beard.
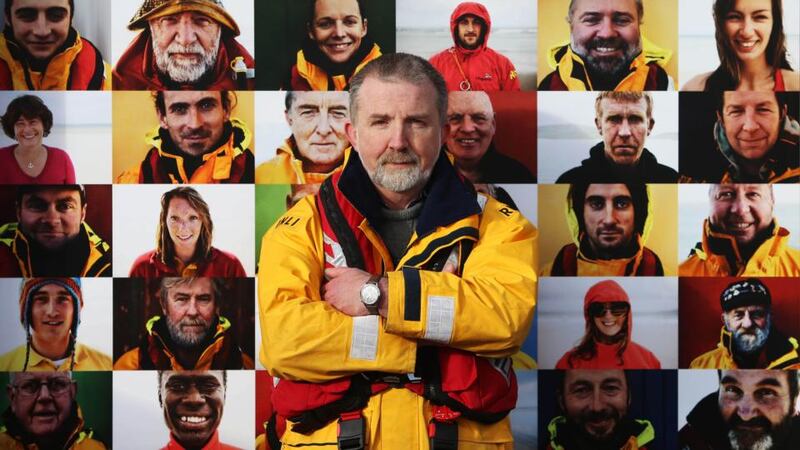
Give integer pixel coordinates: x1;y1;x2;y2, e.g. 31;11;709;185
680;370;800;450
539;0;673;91
114;278;253;370
158;370;241;450
690;279;800;370
545;369;655;450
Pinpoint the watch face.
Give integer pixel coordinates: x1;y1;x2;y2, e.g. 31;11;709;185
361;283;380;305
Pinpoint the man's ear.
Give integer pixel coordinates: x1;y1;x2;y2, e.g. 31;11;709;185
159;113;168;130
285;111;293;127
648;118;655;135
80;204;87;223
345;122;358;148
595;117;602;135
716;111;723;123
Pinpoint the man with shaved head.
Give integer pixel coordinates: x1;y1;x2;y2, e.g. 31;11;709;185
445;91;534;184
680;184;800;276
680;370;800;450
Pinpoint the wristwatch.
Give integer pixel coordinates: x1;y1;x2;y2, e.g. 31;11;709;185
360;275;382;315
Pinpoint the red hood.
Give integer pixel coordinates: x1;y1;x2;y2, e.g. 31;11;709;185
450;2;491;54
583;280;632;344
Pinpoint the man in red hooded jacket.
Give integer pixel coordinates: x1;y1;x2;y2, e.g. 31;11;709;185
429;2;520;91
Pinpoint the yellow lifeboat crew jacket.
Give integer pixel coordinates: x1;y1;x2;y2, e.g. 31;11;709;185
258;151;538;449
679;219;800;276
0;342;112;371
255;137;345;184
690;326;800;369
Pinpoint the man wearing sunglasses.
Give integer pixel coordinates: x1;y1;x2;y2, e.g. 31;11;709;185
690;279;800;369
556;279;660;369
1;372;106;449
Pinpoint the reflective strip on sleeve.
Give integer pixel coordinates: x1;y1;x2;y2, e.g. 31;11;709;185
423;295;455;343
349;315;379;360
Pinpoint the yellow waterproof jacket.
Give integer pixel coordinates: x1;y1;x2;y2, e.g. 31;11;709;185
0;222;111;277
690;326;800;369
255;137;344;184
679;219;800;276
542;185;663;276
0;406;106;450
258;154;537;448
115;119;253;184
546;416;654;450
0;342;112;371
0;31;110;90
114;316;254;370
293;43;382;91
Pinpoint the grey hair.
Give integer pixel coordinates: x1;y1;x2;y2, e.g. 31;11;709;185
159;277;222;307
8;371;72;385
348;53;448;126
567;0;644;23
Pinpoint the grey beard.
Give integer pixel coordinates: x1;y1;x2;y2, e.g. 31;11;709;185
167;317;212;348
364;149;432;193
151;28;221;83
728;429;774;450
727;315;771;354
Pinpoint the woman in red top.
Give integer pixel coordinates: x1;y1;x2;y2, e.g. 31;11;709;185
556;279;661;369
0;95;75;184
129;187;246;277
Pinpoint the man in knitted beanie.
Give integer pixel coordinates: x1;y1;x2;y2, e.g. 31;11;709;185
0;278;111;371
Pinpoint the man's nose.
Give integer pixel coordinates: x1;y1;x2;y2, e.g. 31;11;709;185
315;114;332;135
175;17;199;47
596;17;617;39
186;299;199;316
183;384;205;404
618;119;632;137
461;116;477;133
185;108;203;129
736;396;759;421
387;123;408;150
32;15;52;37
740;311;753;329
741;109;759;132
601;204;616;224
729;194;750;215
41;205;60;223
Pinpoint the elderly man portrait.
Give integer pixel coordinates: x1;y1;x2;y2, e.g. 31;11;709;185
445;91;534;184
256;91;350;184
539;0;674;91
115;90;254;184
542;181;665;276
0;185;111;277
0;0;110;90
258;53;537;448
113;0;255;90
429;1;521;91
556;91;678;183
689;278;800;370
0;277;111;371
114;277;254;370
0;372;107;449
680;370;800;450
680;184;800;277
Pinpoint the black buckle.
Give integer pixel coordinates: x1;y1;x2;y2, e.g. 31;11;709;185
429;420;458;450
337;414;365;450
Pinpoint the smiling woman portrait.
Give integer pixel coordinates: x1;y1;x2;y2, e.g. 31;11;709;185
683;0;800;91
0;95;75;184
128;187;246;278
286;0;382;90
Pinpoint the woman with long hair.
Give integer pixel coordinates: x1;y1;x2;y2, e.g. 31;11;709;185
556;280;661;369
684;0;799;91
0;95;76;184
129;187;246;277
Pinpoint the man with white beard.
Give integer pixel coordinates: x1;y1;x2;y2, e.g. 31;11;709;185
679;370;800;450
690;279;800;369
113;0;255;90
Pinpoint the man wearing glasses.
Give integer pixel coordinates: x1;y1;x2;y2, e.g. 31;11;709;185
1;372;106;449
690;279;800;369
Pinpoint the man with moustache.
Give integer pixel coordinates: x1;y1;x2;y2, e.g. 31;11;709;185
539;0;673;91
679;370;800;450
542;181;664;276
259;53;537;448
116;90;254;184
556;91;678;183
445;91;535;183
157;370;240;450
0;185;111;277
429;2;520;91
0;372;106;449
255;91;350;184
114;277;253;370
0;0;110;90
680;184;800;277
691;279;800;369
113;0;255;90
545;369;655;450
